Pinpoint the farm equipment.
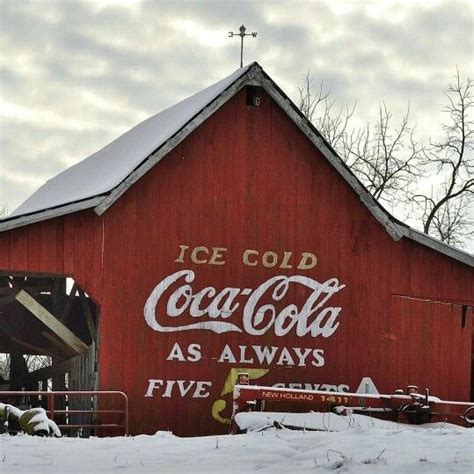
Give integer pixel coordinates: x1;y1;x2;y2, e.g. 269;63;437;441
230;379;474;433
1;403;61;437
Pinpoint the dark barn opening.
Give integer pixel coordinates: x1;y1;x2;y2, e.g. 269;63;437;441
0;272;99;434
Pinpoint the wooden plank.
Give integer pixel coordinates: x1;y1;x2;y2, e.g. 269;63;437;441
15;289;88;354
69;343;96;435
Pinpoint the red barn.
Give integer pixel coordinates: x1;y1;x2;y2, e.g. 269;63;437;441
0;63;473;436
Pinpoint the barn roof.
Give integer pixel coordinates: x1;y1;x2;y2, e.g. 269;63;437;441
0;62;472;267
9;64;254;218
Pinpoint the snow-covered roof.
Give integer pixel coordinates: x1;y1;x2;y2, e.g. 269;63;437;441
0;62;472;267
10;64;253;218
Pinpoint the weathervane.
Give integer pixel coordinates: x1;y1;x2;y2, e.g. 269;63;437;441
228;25;257;68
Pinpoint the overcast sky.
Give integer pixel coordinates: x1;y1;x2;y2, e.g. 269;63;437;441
1;0;473;221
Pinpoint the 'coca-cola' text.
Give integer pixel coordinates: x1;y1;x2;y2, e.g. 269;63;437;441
144;270;345;338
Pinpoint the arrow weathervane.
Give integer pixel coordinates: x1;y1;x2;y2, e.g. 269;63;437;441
228;25;257;68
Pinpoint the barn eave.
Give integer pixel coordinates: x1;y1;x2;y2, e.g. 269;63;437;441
0;196;104;232
395;224;474;267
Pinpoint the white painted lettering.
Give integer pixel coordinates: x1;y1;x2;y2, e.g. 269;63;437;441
166;342;186;362
293;347;313;367
144;270;345;338
145;379;213;398
218;344;237;363
145;379;163;397
239;345;254;364
252;345;278;365
187;343;201;362
311;349;325;367
193;381;212;398
276;347;295;366
271;382;350;393
177;380;195;397
162;380;176;398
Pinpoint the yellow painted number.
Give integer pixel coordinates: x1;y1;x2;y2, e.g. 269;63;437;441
211;368;269;425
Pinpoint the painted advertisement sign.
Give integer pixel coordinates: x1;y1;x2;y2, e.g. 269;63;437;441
142;243;355;427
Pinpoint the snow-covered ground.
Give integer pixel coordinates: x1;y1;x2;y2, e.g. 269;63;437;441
0;419;473;473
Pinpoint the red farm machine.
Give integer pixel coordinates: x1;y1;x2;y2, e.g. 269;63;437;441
230;374;474;433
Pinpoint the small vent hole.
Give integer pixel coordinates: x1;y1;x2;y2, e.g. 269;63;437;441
246;86;260;107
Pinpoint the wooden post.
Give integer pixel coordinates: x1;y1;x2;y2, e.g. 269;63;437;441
51;278;68;422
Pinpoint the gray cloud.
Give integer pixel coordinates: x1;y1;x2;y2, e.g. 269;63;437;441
0;0;473;219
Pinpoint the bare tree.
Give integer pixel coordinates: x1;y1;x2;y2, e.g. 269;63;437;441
298;70;331;122
428;194;473;246
343;103;422;203
298;70;356;153
413;70;473;244
0;353;52;386
298;71;421;205
0;354;9;381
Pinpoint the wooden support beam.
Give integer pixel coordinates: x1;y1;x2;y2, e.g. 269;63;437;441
10;336;59;358
0;306;69;359
42;331;76;359
15;290;88;355
1;287;53;308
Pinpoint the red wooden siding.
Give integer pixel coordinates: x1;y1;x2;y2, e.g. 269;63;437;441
0;86;473;436
387;296;472;399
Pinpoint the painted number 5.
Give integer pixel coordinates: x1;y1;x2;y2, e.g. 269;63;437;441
211;368;269;425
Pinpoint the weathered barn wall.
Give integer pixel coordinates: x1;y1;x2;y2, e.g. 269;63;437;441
0;87;473;436
0;212;104;302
